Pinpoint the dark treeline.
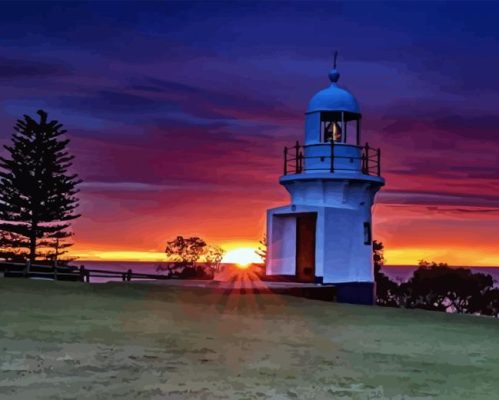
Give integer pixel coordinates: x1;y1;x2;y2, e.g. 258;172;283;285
374;241;499;317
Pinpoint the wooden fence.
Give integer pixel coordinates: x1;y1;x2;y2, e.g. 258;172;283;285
0;263;169;282
78;267;168;282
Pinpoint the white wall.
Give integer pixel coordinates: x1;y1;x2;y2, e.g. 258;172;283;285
266;179;380;284
280;174;383;208
321;207;373;283
266;212;296;276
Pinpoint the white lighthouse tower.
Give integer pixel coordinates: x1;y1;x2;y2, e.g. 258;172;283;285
265;55;385;304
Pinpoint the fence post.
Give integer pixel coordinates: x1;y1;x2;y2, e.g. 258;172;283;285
283;146;288;175
85;270;90;283
127;269;132;282
377;148;381;176
330;139;335;173
295;141;300;174
298;151;303;173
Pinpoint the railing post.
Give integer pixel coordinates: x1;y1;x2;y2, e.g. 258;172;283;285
298;151;303;173
283;146;288;175
356;119;360;146
364;143;369;174
330;139;335;173
341;111;345;143
127;269;132;282
295;141;300;174
377;148;381;176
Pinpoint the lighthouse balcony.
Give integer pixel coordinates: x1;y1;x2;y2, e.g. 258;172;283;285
283;142;381;177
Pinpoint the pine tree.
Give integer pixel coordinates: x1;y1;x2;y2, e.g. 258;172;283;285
0;110;81;267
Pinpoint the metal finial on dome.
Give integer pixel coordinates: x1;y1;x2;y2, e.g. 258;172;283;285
328;50;340;83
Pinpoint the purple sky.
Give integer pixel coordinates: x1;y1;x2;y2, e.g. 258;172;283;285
1;1;498;264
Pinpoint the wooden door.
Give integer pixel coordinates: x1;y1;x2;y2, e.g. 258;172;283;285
296;213;316;282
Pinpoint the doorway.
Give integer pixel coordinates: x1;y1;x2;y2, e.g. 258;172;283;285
296;213;317;282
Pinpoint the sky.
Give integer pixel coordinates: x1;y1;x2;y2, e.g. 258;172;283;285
0;1;498;265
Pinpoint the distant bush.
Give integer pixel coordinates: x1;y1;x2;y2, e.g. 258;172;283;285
156;236;225;280
374;242;499;317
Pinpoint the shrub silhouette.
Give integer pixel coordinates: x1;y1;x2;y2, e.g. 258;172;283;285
374;243;498;317
373;241;400;307
400;262;495;313
158;236;225;280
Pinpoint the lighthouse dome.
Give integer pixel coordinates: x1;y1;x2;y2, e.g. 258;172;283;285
306;68;360;114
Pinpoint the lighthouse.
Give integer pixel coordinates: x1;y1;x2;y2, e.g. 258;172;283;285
265;55;385;305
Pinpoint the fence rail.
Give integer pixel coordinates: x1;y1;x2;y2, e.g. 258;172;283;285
0;263;169;282
284;141;381;176
78;267;169;282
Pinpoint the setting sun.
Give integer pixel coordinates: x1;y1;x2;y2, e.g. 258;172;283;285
222;247;262;268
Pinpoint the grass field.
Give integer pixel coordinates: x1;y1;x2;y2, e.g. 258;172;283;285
1;279;498;400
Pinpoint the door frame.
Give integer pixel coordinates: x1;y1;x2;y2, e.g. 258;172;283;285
295;212;317;283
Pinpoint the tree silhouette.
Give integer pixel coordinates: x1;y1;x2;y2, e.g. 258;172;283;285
373;252;498;317
160;236;222;279
373;241;399;306
400;262;495;313
204;245;224;273
0;110;81;267
475;288;499;317
255;235;267;264
164;236;207;267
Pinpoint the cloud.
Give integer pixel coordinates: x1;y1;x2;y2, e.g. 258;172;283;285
58;90;178;116
1;1;499;263
425;206;499;215
79;180;221;193
0;57;70;79
80;181;182;192
378;189;499;208
381;108;499;144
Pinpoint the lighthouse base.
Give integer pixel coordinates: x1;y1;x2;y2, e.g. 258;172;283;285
266;203;377;294
334;282;375;305
261;276;375;305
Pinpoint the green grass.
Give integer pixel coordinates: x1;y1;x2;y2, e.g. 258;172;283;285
1;279;498;400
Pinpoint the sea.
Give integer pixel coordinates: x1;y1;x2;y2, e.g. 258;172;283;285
78;260;499;287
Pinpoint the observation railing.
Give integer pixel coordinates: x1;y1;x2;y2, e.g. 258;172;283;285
283;141;381;176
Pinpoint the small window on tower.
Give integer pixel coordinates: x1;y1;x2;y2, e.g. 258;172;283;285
363;222;372;245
